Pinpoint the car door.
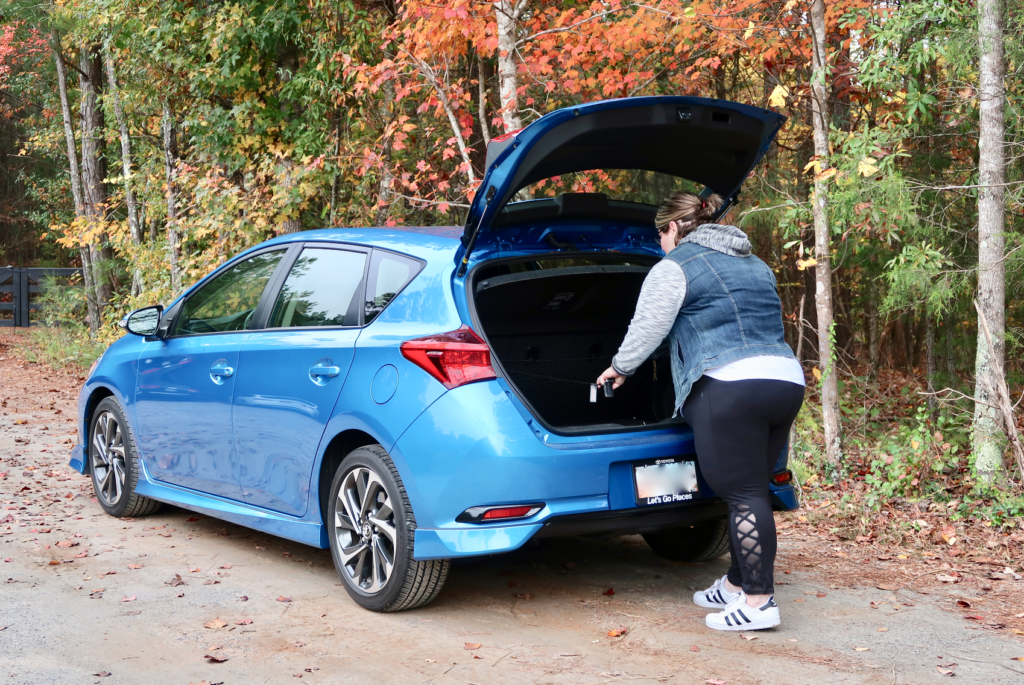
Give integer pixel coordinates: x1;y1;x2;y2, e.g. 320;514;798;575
135;248;289;499
232;245;369;516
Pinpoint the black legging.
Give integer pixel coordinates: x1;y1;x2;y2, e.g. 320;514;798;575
683;375;804;595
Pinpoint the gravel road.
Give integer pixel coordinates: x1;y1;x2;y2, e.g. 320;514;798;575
2;334;1022;684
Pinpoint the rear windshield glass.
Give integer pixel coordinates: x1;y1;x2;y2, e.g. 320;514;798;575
474;255;658;282
520;170;702;206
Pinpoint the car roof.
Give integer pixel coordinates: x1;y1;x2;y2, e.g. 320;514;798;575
253;226;463;261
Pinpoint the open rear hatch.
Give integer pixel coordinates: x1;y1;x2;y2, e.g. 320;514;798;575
460;97;785;433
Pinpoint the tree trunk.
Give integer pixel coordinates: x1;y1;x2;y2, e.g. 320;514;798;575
911;311;927;369
162;100;182;295
494;0;523;133
278;163;304;234
809;0;842;475
973;0;1007;486
478;55;491;148
50;29;99;332
866;279;880;379
79;45;113;314
926;314;937;417
945;311;957;381
103;41;143;297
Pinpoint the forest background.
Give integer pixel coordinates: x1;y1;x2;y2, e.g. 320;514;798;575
0;1;1022;542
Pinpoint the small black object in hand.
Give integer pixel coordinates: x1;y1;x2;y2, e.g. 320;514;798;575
603;380;614;398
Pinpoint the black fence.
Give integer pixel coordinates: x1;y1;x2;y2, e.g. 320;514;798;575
0;267;84;327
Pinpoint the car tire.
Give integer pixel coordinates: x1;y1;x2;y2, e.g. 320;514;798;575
88;397;162;518
327;445;449;612
641;515;731;562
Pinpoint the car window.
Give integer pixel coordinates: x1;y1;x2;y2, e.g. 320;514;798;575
268;248;367;328
364;251;422;324
172;250;285;336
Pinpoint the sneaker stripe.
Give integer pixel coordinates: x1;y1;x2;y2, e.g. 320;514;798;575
736;608;751;623
714;590;723;604
724;614;733;627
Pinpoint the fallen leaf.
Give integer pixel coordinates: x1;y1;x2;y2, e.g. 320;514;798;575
853;647;870;652
964;615;984;621
165;574;186;587
956;600;971;608
204;618;228;629
55;540;77;548
294;642;306;648
237;595;249;602
463;643;481;650
794;598;805;602
234;618;253;625
74;552;87;558
607;626;627;638
89;591;103;599
128;564;143;570
188;567;201;573
203;579;220;585
877;627;888;632
937;666;955;676
936;574;959;583
186;516;200;522
204;654;229;663
816;593;827;598
739;634;758;641
48;560;59;566
705;680;727;685
602;588;615;596
425;659;436;663
92;672;111;678
277;596;292;603
120;595;136;602
3;558;11;563
514;593;532;599
690;645;700;652
219;564;232;570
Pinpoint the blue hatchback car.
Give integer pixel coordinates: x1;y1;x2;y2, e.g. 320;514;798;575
71;96;798;611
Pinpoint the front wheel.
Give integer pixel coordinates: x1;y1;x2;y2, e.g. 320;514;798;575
327;445;449;612
642;515;730;562
89;397;162;518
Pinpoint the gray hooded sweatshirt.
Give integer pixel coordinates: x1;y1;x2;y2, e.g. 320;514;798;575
611;224;752;376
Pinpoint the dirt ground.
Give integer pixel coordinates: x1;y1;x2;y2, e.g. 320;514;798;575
2;331;1023;685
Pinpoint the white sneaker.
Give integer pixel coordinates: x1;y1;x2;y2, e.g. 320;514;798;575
705;594;780;631
693;575;740;609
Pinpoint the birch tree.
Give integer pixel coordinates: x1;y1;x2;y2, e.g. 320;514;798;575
50;28;99;332
162;101;182;295
494;0;524;132
973;0;1007;486
103;40;143;296
809;0;842;474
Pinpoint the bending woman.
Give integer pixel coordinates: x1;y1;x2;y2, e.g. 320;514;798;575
597;191;805;631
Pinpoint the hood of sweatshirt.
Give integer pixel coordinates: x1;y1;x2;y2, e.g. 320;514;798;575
679;223;752;257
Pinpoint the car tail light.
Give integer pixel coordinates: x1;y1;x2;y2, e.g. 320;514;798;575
771;470;793;485
400;325;496;389
456;503;544;523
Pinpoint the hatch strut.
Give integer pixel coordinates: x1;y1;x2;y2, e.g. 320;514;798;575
457;185;496;277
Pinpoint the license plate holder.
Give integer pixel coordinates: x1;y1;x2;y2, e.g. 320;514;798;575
632;457;699;506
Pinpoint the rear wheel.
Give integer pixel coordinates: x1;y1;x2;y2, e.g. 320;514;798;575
89;397;162;518
327;445;449;611
642;515;730;562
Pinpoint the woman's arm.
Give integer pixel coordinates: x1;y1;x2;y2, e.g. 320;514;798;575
597;260;687;387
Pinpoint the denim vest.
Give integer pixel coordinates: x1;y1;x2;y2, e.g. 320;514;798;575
665;238;795;416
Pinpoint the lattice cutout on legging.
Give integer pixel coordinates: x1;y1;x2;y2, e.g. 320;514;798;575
734;505;768;593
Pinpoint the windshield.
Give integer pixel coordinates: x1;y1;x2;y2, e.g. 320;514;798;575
519;169;703;206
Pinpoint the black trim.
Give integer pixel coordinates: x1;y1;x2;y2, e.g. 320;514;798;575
455;503;545;524
534;499;727;538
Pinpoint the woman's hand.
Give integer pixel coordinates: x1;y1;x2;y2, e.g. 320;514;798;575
596;367;626;389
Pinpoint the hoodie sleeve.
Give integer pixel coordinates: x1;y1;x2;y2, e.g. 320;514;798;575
611;260;687;376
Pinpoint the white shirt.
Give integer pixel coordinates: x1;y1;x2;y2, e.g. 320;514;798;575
704;355;805;386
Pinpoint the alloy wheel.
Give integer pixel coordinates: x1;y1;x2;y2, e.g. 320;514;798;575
91;410;127;506
334;466;397;594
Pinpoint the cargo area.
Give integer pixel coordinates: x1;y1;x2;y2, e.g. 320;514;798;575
472;254;679;433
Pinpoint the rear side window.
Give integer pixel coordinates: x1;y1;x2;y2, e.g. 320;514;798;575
364;250;423;324
268;248;367;328
173;250;285;336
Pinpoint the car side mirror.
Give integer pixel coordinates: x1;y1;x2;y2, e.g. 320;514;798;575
121;305;164;337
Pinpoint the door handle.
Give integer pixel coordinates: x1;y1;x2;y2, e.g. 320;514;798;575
210;359;235;385
309;358;341;386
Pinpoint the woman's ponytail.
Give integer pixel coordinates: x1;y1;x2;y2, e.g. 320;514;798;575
655;191;724;246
